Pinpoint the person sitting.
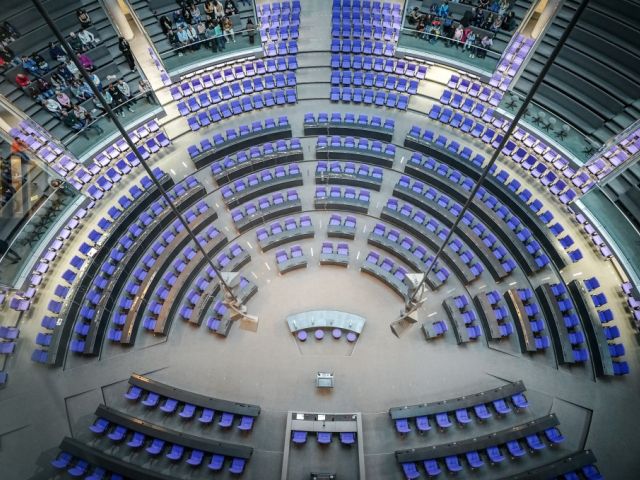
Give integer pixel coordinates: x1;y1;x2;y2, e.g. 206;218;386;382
159;15;173;35
43;97;63;118
73;104;103;135
48;42;66;62
77;53;94;71
78;29;97;49
55;90;73;110
204;0;215;19
21;56;45;76
15;73;30;88
437;0;449;18
76;8;92;28
68;32;84;52
213;0;224;19
224;0;238;15
222;15;235;43
502;11;516;31
408;6;421;26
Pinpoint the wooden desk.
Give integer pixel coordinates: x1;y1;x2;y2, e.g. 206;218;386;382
504;289;537;353
535;284;575;363
120;210;216;344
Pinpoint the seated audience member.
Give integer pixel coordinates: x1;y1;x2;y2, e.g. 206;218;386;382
159;15;173;35
69;79;93;100
502;11;516;31
77;53;94;71
222;15;235;42
224;0;239;15
78;29;98;49
73;104;104;135
55;90;73;111
68;32;84;52
437;0;450;17
76;8;92;28
213;0;225;19
48;42;66;62
43;97;63;118
465;31;477;57
408;6;421;25
21;56;46;76
15;73;30;88
204;0;215;19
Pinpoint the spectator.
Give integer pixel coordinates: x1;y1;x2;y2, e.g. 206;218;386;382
50;72;68;91
173;10;187;28
478;34;493;58
479;0;490;8
224;0;238;15
76;9;92;28
15;73;30;88
0;45;16;66
138;78;155;104
118;37;135;70
205;21;217;50
63;59;81;79
78;29;97;49
77;53;94;71
213;19;225;50
222;16;235;43
43;97;63;118
116;79;136;109
465;30;477;57
204;0;216;19
109;81;133;114
186;23;198;50
245;18;256;44
159;16;173;35
196;21;207;46
437;1;450;18
408;7;420;26
70;79;93;100
55;90;73;110
449;23;464;49
34;78;54;98
502;11;516;31
68;32;84;52
189;3;202;24
73;104;103;135
176;26;189;55
21;55;45;76
48;42;66;62
490;15;502;31
89;72;102;92
213;0;224;19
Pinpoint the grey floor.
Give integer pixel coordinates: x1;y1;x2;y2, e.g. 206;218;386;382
1;1;640;479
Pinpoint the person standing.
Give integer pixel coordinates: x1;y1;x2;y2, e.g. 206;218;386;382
246;18;256;44
118;37;135;70
138;79;155;104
